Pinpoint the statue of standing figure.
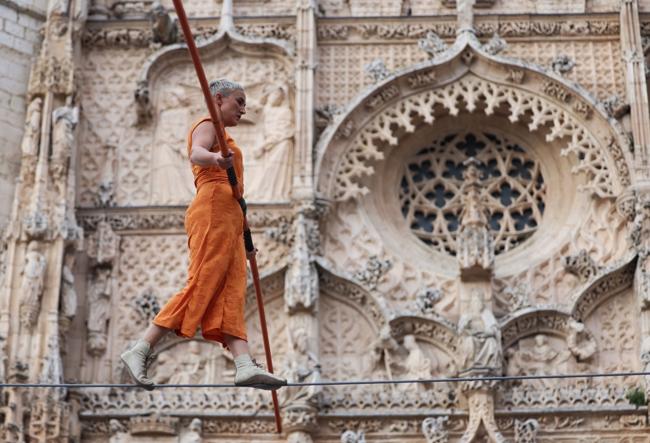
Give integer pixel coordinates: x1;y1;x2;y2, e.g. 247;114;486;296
247;85;294;202
20;241;47;328
458;290;502;374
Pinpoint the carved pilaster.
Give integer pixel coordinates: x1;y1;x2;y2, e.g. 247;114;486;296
620;0;650;181
292;0;317;199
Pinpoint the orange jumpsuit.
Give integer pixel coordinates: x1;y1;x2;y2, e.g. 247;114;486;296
153;117;248;345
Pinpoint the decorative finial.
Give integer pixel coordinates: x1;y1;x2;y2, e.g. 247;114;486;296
457;0;476;35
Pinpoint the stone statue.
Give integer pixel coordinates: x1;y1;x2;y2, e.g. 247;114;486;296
150;2;178;45
180;418;202;443
397;335;435;391
58;250;77;350
458;291;502;373
283;327;321;407
457;159;493;277
19;241;47;328
109;419;129;443
96;145;116;207
566;319;596;361
169;341;207;384
416;288;442;314
247;85;294;202
150;86;195;205
363;325;400;379
341;430;366;443
51;104;79;166
422;416;449;443
86;267;113;356
20;97;43;158
284;212;318;313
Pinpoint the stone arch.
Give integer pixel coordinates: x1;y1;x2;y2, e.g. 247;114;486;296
315;34;633;202
318;267;391;381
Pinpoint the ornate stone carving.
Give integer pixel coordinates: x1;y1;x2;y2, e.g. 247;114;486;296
96;145;117;207
566;319;597;361
481;34;506;55
458;290;502;374
550;54;576;74
514;418;539;443
134;80;152;125
542;80;572;103
285;211;319;313
86;266;114;356
58;249;77;352
326;75;625;202
353;255;392;291
602;94;631;119
341;430;366;443
19;241;47;328
418;32;448;59
422;416;449;443
460;390;506;443
149;2;178;45
457;159;494;278
149;86;195;205
20;98;43;159
130;413;178;435
563;249;599;282
283;327;321;408
179;418;202;443
82;27;153;47
416;288;442;314
406;69;437;89
50;104;78;184
86;220;118;266
364;59;390;83
247;84;294;202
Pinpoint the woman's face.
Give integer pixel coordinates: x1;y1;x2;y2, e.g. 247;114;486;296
215;89;247;127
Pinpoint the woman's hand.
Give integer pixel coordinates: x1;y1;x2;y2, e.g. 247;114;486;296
214;150;234;169
246;248;258;260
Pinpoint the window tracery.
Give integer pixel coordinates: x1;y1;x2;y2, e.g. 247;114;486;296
399;131;546;255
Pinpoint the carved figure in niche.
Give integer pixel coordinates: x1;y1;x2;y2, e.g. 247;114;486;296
508;334;572;387
362;325;400;379
86;266;113;356
422;416;449;443
151;341;226;385
284;212;318;313
169;341;207;384
21;97;43;158
96;145;117;207
121;79;286;391
109;419;129;443
458;290;502;373
149;2;178;45
246;84;294;202
566;319;596;362
51;104;79;169
341;430;366;443
180;418;202;443
282;327;321;406
58;250;77;349
396;335;435;391
150;86;195;205
19;241;47;328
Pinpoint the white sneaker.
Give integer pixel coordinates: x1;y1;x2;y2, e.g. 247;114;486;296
234;354;286;391
120;340;155;391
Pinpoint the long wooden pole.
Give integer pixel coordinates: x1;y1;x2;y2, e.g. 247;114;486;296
170;0;282;433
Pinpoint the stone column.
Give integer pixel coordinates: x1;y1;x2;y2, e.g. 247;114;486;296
292;0;317;200
620;0;650;182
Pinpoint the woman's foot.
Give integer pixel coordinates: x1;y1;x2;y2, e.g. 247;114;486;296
234;354;286;390
120;340;155;391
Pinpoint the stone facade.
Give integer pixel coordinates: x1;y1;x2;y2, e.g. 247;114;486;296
1;0;650;441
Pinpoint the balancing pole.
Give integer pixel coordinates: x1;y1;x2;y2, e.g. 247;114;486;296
170;0;283;433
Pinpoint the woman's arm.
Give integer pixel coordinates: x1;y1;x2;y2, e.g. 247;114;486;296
189;121;233;169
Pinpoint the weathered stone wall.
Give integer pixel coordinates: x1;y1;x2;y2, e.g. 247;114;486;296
0;0;44;230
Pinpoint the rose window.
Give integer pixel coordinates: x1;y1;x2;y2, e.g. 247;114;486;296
399;132;546;255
